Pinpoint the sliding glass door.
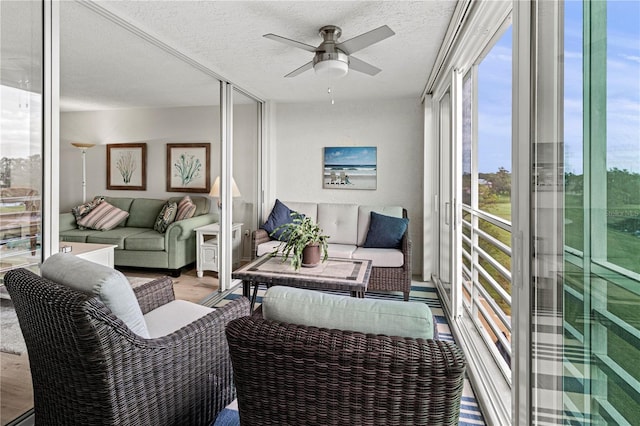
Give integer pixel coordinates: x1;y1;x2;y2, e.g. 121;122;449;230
435;90;454;309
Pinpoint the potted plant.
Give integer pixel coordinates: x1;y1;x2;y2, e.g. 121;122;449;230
270;215;329;270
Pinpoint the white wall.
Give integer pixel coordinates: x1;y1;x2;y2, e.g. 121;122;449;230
60;106;221;212
273;97;426;275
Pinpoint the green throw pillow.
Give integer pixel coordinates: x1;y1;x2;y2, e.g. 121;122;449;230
153;201;178;233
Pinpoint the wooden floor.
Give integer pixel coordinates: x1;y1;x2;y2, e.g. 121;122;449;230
0;265;220;425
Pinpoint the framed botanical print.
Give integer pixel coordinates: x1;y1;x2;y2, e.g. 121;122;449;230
106;143;147;190
166;143;211;193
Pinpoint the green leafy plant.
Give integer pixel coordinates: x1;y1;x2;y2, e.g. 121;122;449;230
173;154;202;185
271;215;329;270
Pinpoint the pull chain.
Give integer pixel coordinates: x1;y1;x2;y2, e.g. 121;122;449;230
327;87;335;105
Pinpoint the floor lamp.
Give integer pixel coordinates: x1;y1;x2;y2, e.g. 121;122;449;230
71;142;95;203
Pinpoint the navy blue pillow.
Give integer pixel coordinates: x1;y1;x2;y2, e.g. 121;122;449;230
261;200;299;241
363;211;409;249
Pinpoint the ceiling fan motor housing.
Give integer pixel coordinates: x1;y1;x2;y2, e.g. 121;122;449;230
314;26;349;78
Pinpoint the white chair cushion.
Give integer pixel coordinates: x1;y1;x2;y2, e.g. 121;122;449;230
317;203;359;245
144;300;214;338
262;286;433;339
357;205;403;246
352;247;404;267
41;253;149;338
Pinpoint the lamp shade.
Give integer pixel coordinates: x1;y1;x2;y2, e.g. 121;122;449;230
209;176;241;198
70;142;95;149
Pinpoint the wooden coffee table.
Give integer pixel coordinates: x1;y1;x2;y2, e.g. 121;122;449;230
233;255;372;312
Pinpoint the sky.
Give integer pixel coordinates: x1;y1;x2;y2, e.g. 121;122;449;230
323;146;377;167
476;1;639;175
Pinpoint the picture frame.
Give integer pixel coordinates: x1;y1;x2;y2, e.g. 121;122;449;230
166;143;211;193
106;143;147;190
323;146;377;190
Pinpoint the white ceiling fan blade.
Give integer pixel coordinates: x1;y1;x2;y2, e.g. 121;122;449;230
348;56;382;76
284;61;314;78
263;33;317;52
336;25;395;55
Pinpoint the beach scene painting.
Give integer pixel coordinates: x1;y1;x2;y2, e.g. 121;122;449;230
323;146;377;190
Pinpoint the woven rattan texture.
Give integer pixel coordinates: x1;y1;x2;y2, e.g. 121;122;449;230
226;315;466;426
4;269;250;426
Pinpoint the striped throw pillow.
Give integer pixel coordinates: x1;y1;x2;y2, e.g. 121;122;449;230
77;201;129;231
175;196;197;221
72;196;105;221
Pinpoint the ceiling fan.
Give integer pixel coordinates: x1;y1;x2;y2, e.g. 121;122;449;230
263;25;395;79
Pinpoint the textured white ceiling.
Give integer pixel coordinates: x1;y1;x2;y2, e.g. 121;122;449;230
58;1;457;110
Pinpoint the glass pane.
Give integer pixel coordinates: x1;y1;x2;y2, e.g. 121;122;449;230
605;1;640;273
559;1;640;424
564;0;585;252
462;74;472;206
477;27;512;221
0;1;43;282
438;91;452;302
233;89;260;266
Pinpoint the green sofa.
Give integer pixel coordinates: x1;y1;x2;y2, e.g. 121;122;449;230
60;196;217;276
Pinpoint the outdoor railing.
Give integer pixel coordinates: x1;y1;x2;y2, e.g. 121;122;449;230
462;204;512;378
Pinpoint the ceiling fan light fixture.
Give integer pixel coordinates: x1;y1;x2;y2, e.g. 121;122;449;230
313;52;349;79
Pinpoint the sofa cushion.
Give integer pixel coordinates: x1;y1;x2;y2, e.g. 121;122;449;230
262;286;433;339
104;197;134;227
127;198;166;228
363;212;409;249
144;300;214;338
357;205;403;246
125;230;166;251
326;243;357;259
174;196;197;221
353;247;404;267
261;199;299;241
282;201;318;223
317;203;358;245
86;227;149;249
41;253;149;338
153;201;178;233
60;228;102;243
77;201;130;231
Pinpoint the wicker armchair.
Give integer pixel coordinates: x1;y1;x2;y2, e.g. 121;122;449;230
226;315;466;425
4;268;250;426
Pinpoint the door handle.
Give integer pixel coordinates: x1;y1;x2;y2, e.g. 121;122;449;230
444;202;450;226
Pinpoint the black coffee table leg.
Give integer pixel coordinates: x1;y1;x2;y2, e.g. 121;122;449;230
250;281;260;313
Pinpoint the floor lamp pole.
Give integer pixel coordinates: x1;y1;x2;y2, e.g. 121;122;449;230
71;142;95;203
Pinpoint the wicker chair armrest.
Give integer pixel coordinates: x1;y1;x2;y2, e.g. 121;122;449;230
133;276;175;314
402;229;412;271
90;297;250;424
252;228;271;258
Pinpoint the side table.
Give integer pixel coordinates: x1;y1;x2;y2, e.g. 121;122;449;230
194;223;243;278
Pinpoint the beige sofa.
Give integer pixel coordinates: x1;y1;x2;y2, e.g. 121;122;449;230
252;201;412;300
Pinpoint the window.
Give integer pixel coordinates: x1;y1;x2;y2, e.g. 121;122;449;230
0;1;43;281
461;24;513;375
